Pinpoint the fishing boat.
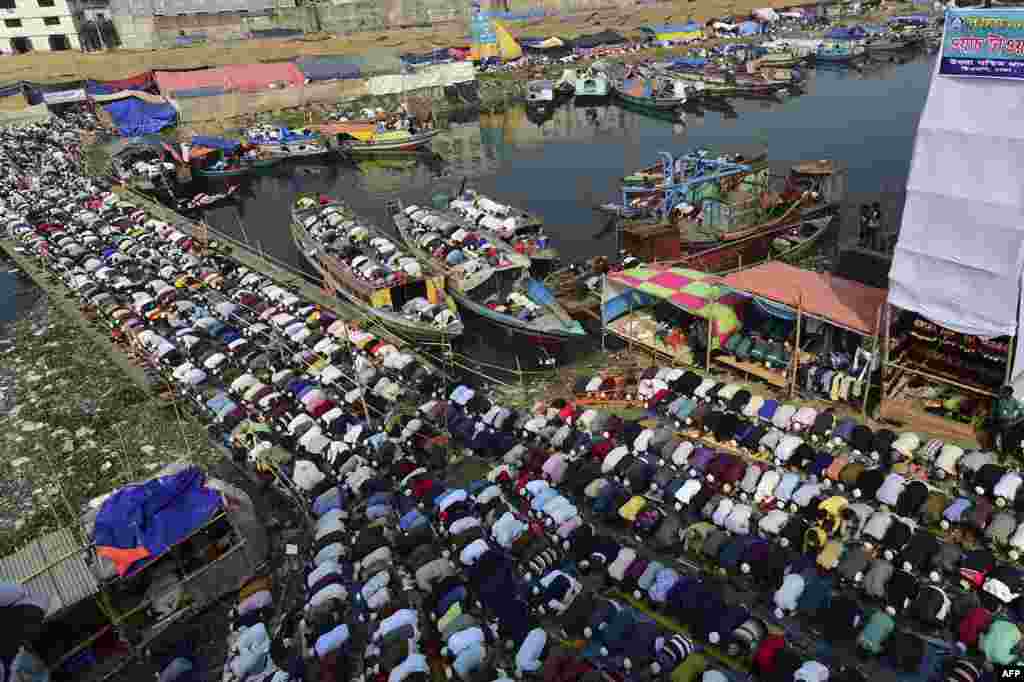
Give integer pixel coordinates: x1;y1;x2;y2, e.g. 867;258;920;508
526;80;555;104
391;202;586;345
193;156;280;178
612;77;686;115
611;151;843;268
263;140;334;161
443;189;558;263
574;68;610;99
863;33;921;52
341;129;439;154
246;124;321;150
814;41;862;63
291;195;464;341
675;214;833;274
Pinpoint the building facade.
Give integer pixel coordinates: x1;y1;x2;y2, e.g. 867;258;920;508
0;0;83;52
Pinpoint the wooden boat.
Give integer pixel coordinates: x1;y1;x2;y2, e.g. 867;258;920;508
676;215;833;274
194;157;280;178
526;80;555;104
264;141;334;161
863;35;920;52
391;202;586;344
291;195;464;341
446;189;558;263
246;124;321;149
340;129;439;154
575;68;610;98
814;42;862;63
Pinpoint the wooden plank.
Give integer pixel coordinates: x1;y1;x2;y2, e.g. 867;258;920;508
879;398;979;446
715;355;788;388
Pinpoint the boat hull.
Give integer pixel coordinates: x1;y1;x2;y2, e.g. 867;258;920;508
341;130;439;155
574;77;610;99
613;91;681;111
677;215;833;274
195;157;280;177
393;212;585;343
290;216;464;341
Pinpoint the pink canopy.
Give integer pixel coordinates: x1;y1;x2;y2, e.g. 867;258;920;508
155;63;305;96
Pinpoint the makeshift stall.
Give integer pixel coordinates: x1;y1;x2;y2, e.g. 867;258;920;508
0;465;267;678
601;266;743;368
880;305;1010;441
719;261;886;412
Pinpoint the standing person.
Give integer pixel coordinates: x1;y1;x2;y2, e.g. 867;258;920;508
991;385;1024;456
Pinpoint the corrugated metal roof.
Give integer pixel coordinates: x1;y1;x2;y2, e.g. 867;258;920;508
0;528;100;617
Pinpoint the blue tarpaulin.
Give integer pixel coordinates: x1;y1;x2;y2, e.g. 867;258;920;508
825;26;867;39
103;97;177;136
669;57;708;70
92;467;221;576
295;56;362;82
738;20;762;35
191;135;240;152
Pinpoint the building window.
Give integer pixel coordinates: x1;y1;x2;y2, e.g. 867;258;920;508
0;1;15;11
38;0;54;6
4;18;21;26
43;15;59;24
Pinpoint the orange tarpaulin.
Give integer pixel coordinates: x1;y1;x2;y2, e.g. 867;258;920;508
721;261;887;336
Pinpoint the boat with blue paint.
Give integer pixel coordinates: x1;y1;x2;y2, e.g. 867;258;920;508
391;201;586;344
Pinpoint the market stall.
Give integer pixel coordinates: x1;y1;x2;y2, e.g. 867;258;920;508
719;261;886;411
880;305;1011;441
601;266;743;367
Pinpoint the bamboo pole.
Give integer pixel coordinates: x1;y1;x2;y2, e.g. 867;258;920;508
864;303;883;417
705;316;713;371
880;302;893;404
789;295;803;399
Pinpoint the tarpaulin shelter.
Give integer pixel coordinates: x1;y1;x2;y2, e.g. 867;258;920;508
295;55;363;81
889;22;1024;395
722;261;886;336
23;79;84;105
154;63;305;96
190;135;240;151
825;26;867;40
470;12;523;62
92;466;222;576
620;78;653;98
739;20;762;35
639;23;703;42
753;7;779;21
86;71;155;95
102;96;177;136
602;266;743;349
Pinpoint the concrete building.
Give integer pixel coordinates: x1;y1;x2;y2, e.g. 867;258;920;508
0;0;83;53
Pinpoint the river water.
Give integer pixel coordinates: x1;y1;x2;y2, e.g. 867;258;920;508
199;51;935;370
2;52;936;373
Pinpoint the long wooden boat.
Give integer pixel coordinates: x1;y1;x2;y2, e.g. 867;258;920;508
264;142;334;161
392;203;586;344
194;157;280;178
291;196;464;341
340;130;439;154
613;89;682;113
446;190;558;263
676;215;833;274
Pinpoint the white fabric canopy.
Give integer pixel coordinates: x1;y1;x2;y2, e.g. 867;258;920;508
888;40;1024;391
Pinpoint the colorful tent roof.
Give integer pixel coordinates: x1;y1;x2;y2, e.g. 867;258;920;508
605;266;743;345
640;23;703;41
722;261;887;335
155;63;305;96
470;15;523;62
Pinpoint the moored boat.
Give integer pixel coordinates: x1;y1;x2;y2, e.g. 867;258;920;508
814;41;863;63
340;129;439;154
574;68;611;99
444;189;558;263
194;156;280;178
246;124;321;149
263;141;334;161
391;203;586;344
291;195;464;341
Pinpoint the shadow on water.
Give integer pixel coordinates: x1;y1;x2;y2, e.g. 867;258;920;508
200;51;935;371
